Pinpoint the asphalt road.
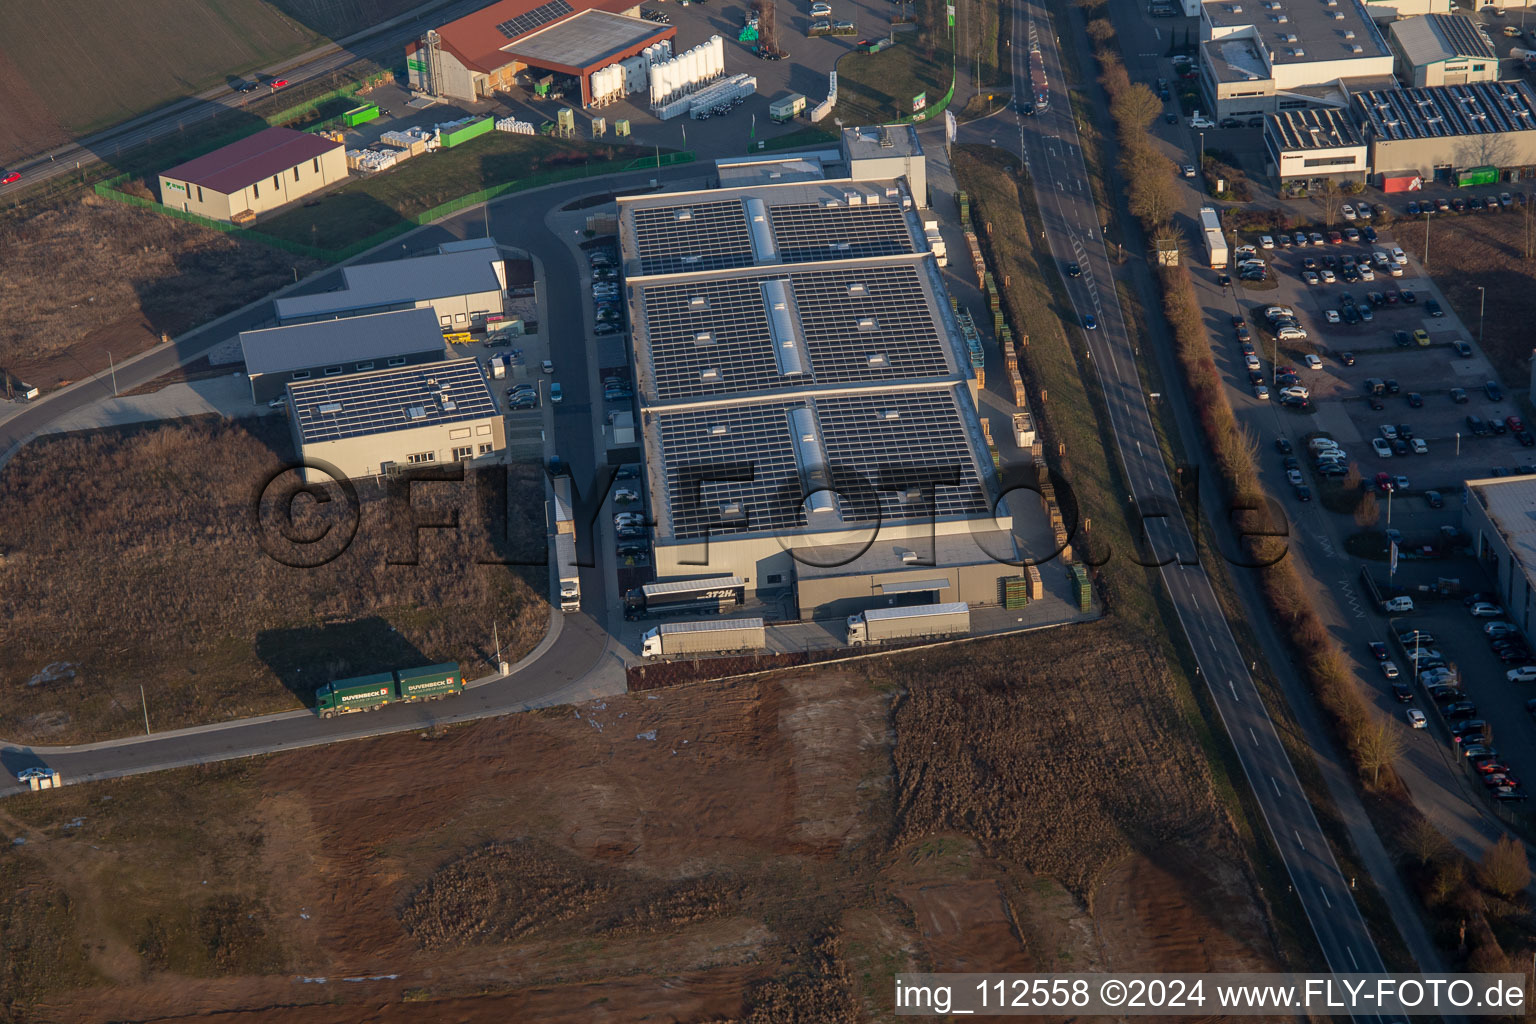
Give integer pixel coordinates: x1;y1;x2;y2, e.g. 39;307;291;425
0;0;492;194
967;2;1390;979
0;165;711;786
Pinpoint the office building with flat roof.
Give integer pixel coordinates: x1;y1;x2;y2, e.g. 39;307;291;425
287;357;505;480
1389;14;1498;87
1263;106;1370;179
617;180;1016;620
1199;0;1394;120
1352;81;1536;176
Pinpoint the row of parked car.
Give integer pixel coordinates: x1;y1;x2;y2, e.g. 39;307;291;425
590;246;624;336
1374;598;1532;801
1405;194;1523;216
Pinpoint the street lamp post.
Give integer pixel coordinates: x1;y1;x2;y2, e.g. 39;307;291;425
1199;131;1205;169
1423;210;1432;267
1477;285;1486;348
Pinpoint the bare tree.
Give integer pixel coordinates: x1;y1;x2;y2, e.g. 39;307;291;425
1353;492;1380;529
1111;82;1162;133
1086;18;1115;48
1354;715;1400;787
1072;0;1107;13
1478;835;1531;900
1319;178;1343;226
1407;817;1450;867
1124;148;1178;229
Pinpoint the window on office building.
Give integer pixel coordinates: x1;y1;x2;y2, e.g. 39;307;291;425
388;357;407;367
196;185;203;202
451;446;475;461
253;181;260;198
407;452;436;465
293;167;300;182
355;361;374;371
290;370;310;380
478;443;493;454
273;175;280;190
313;158;320;173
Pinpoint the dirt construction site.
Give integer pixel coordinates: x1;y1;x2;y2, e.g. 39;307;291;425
0;621;1286;1023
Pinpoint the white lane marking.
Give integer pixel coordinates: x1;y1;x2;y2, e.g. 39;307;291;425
1348;946;1359;970
1294;830;1305;851
1320;886;1331;909
1271;777;1282;796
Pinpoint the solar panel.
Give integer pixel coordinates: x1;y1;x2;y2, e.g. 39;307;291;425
768;202;915;263
495;0;573;39
289;360;496;444
632;200;755;275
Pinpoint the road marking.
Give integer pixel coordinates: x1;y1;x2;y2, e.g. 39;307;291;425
1320;886;1331;909
1271;776;1282;796
1348;946;1359;970
1294;829;1305;851
1230;679;1240;702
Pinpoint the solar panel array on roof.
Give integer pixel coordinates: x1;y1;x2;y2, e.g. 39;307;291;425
769;201;915;263
289;359;497;444
638;263;950;401
1354;81;1536;140
656;390;988;541
632;200;754;274
495;0;572;37
1266;107;1364;151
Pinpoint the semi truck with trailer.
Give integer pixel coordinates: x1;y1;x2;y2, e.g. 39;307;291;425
624;576;746;619
1199;206;1228;269
641;617;766;658
314;662;463;718
769;92;806;122
555;532;581;612
846;602;971;647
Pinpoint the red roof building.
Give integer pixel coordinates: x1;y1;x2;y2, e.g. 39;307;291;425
158;127;347;223
407;0;674;106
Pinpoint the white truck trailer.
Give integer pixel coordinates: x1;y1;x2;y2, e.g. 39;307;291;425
554;532;580;612
846;602;971;647
641;617;766;658
1199;206;1227;269
922;219;948;266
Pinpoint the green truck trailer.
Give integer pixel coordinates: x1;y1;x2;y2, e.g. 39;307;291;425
1457;165;1498;187
343;103;380;127
441;116;494;148
315;662;464;718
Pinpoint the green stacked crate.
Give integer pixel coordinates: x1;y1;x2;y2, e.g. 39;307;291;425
1069;564;1092;612
1003;577;1030;609
957;190;970;225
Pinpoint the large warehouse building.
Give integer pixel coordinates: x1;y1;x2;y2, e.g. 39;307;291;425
1352;82;1536;179
616;179;1018;621
241;308;449;404
288;357;505;481
1199;0;1395;120
407;0;675;106
275;237;508;331
158;127;346;223
1463;475;1536;637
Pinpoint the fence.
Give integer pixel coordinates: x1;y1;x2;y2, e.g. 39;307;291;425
94;146;698;263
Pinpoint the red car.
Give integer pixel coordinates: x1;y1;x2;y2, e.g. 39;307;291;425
1376;472;1394;492
270;79;289;90
1508;415;1525;432
0;171;19;185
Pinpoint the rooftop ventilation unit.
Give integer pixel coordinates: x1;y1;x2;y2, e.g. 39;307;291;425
1291;46;1305;55
847;282;867;296
1332;10;1343;17
682;253;701;263
867;352;888;367
762;278;807;377
407;405;427;420
1343;29;1354;38
694;331;715;345
700;367;719;380
709;423;729;435
878;125;894;148
717;501;745;521
319;401;343;415
856;316;879;331
900;549;920;563
674;208;693;221
440;397;457;412
1276;14;1289;22
788;407;837;518
880;409;901;420
1350;43;1363;52
689;295;709;309
845;192;863;205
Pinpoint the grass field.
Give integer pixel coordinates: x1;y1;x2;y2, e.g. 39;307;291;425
0;417;548;743
0;0;423;145
253;134;655;250
833;8;954;127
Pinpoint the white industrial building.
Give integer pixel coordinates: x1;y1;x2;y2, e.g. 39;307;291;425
616;179;1017;620
287;357;506;481
274;237;508;331
1463;475;1536;637
1263;106;1370;180
241;307;449;404
1199;0;1395;120
158;127;346;223
1389;14;1498;87
840;125;928;208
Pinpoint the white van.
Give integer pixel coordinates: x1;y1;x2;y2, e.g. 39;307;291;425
1382;596;1415;613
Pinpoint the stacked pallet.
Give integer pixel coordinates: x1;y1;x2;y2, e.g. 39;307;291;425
495;118;538;134
346;148;398;172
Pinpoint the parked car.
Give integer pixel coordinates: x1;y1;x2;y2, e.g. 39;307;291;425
1470;601;1505;617
1407;708;1427;729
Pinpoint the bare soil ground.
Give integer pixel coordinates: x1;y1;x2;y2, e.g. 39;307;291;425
1395;208;1536;388
3;622;1282;1022
0;417;546;743
0;195;321;396
0;51;70;166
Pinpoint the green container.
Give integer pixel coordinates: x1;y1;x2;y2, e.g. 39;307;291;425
442;116;495;148
315;671;396;717
395;662;464;700
343;103;380;126
1457;165;1497;187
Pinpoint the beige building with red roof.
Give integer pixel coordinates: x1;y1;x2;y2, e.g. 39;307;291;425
158;126;346;223
407;0;674;106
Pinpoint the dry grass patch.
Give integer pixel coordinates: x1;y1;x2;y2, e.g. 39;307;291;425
0;416;547;742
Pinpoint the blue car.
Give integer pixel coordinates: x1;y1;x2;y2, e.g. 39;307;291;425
1084;313;1098;330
